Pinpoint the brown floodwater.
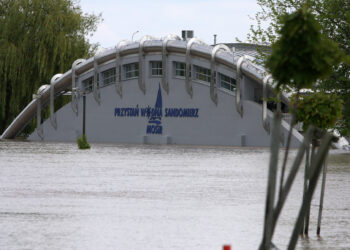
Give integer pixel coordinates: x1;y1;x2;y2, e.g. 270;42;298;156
0;140;349;249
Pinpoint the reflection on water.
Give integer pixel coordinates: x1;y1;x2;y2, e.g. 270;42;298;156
0;141;349;250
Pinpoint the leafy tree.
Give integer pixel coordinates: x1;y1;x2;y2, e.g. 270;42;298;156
266;6;343;91
0;0;101;134
249;0;350;135
264;7;344;221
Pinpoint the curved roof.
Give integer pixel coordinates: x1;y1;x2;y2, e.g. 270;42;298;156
223;43;271;58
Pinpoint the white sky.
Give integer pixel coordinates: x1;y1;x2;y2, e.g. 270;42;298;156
79;0;261;49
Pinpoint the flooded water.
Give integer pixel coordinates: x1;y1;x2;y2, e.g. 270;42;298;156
0;140;349;250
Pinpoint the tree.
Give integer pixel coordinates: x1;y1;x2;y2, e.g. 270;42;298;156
258;7;343;249
264;5;343;198
313;0;350;135
266;6;343;91
0;0;101;134
248;0;350;136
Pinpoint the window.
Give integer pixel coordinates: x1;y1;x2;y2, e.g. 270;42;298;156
124;63;139;79
174;62;187;77
101;68;116;86
219;73;236;92
194;65;211;82
82;77;93;93
150;61;162;76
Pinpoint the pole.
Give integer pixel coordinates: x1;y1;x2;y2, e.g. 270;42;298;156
317;153;328;235
301;142;310;235
305;139;317;236
132;30;139;41
260;111;281;250
83;95;86;135
278;91;300;200
304;138;318;236
287;133;333;250
257;126;314;250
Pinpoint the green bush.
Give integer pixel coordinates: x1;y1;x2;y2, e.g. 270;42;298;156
290;92;343;131
77;134;90;150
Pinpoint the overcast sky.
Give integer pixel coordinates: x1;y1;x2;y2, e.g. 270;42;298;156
79;0;261;49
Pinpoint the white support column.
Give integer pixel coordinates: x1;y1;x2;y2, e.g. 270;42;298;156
33;85;49;140
210;44;233;105
162;35;181;94
50;73;63;129
115;40;129;98
71;59;86;115
263;74;272;134
36;96;43;140
185;38;205;98
236;55;254;117
138;36;155;94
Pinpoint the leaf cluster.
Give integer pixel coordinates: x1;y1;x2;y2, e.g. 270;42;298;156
265;6;344;90
290;92;343;131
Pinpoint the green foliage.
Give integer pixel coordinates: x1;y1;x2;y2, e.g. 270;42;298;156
77;134;90;149
336;95;350;136
290;92;343;131
249;0;350;135
266;6;343;90
248;0;304;46
0;0;101;134
314;0;350;135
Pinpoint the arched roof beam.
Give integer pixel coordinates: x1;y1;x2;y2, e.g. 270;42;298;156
263;74;272;134
50;74;63;129
210;44;233;105
71;59;86;115
139;35;155;94
186;38;206;98
93;54;101;104
236;55;254;117
115;40;131;98
33;84;49;139
162;34;181;94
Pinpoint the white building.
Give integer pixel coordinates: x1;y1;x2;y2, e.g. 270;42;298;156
1;33;303;147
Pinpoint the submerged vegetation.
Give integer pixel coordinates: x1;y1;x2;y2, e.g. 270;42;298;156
77;134;90;150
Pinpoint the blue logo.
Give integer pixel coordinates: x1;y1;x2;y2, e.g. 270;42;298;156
114;83;200;135
146;84;163;134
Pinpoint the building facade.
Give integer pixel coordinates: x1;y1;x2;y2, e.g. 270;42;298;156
1;35;303;147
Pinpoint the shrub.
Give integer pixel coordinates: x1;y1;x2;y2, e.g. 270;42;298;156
290;92;343;131
77;134;91;149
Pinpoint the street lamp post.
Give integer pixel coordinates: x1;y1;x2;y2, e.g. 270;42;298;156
132;30;139;41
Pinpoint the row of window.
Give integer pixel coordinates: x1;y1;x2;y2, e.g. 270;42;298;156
81;61;236;93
